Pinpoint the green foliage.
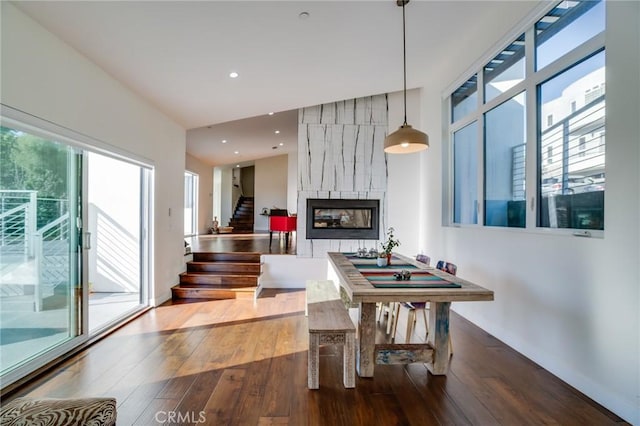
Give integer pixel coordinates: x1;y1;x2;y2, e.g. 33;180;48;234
1;127;25;189
1;126;70;227
380;227;400;255
5;128;69;198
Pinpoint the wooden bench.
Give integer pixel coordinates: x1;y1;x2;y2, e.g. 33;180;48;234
306;280;356;389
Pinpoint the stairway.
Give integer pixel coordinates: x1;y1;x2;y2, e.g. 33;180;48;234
229;196;254;233
172;252;261;300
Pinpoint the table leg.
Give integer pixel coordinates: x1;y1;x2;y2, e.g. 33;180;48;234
269;231;273;247
357;302;376;377
308;333;319;389
285;232;289;250
426;301;451;375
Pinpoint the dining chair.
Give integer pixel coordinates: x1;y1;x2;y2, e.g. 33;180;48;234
391;259;457;354
435;260;457;276
389;255;432;342
377;254;431;335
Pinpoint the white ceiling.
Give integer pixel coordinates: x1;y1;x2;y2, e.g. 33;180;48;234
14;1;541;167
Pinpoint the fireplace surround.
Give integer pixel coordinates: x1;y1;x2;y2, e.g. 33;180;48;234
306;199;379;240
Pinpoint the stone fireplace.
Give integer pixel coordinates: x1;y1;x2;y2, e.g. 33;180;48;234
297;94;388;257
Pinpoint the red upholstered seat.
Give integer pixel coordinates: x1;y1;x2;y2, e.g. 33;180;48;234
270;216;296;232
269;215;296;250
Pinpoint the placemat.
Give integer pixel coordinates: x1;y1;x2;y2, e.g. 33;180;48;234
360;271;461;288
353;263;418;270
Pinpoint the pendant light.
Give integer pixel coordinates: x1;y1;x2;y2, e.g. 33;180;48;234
384;0;429;154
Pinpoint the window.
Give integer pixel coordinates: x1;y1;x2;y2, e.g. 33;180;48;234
453;122;478;225
184;171;198;236
484;35;525;103
452;75;478;123
579;137;586;156
535;0;605;70
484;92;526;227
447;0;605;233
538;50;605;230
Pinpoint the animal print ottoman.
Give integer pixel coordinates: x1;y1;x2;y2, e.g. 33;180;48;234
0;397;116;426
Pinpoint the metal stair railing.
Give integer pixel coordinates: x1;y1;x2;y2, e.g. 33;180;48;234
33;212;70;312
0;190;37;257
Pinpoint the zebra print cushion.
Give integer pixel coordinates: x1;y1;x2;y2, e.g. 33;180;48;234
0;397;116;426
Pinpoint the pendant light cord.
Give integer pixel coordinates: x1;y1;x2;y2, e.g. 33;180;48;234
402;0;408;126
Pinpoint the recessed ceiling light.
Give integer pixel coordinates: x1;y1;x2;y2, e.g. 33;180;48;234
272;146;278;150
236;164;240;168
274;130;280;134
268;112;274;116
234;151;239;154
229;72;239;78
279;142;284;146
299;11;310;20
221;139;227;144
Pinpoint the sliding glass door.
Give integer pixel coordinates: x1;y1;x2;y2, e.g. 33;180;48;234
0;124;83;383
1;107;152;390
87;152;149;333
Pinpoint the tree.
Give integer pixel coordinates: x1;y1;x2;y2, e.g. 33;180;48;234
1;126;70;227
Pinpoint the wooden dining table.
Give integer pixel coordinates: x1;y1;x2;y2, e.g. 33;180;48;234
327;252;494;377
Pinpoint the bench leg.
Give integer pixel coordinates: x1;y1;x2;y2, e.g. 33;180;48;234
343;332;355;388
308;333;319;389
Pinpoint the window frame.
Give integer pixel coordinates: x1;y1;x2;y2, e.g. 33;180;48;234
444;0;605;237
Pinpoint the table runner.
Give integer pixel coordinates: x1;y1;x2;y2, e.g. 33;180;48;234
360;270;461;288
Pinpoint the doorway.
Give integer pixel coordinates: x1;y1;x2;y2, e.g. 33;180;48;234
184;171;198;236
0;108;151;389
87;152;150;333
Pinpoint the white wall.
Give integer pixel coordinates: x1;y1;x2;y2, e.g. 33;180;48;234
287;151;298;215
1;3;186;305
254;154;288;231
386;89;423;257
385;2;639;422
259;256;327;289
213;167;222;224
186;153;213;235
219;168;233;227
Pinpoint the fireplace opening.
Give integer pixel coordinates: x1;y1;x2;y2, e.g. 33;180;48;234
306;199;379;240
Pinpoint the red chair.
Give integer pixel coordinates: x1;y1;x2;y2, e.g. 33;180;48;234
269;212;296;250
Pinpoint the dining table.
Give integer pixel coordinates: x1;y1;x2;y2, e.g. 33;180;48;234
327;252;494;377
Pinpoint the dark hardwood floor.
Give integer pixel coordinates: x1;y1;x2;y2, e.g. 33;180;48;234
10;288;626;425
187;232;296;255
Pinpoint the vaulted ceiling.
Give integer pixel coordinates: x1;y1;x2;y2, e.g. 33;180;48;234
14;1;541;166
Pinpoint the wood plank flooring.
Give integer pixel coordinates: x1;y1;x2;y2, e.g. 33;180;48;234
187;232;296;255
9;289;627;425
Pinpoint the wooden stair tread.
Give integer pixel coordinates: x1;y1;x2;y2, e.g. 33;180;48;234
174;249;262;301
180;271;262;277
177;282;258;289
189;261;262;265
171;285;256;300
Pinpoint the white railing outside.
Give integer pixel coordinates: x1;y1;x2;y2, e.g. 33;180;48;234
0;190;37;257
33;213;70;312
